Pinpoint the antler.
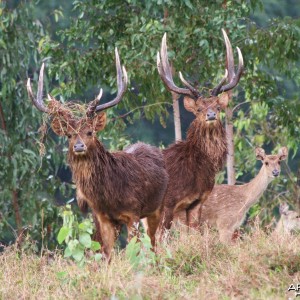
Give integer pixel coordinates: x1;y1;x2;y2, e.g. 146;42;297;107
27;63;50;113
93;48;128;113
211;29;244;96
157;33;200;99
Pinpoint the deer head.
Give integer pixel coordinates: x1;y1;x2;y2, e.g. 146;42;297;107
278;203;300;233
255;147;288;178
157;29;244;127
27;48;128;156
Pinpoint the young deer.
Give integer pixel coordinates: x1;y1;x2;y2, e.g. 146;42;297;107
275;203;300;234
27;49;168;260
199;147;288;243
156;29;244;235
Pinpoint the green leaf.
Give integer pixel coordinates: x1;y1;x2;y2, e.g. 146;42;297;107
90;241;101;252
68;239;79;252
72;246;85;262
57;226;70;244
125;236;140;264
79;232;92;248
64;246;72;258
183;0;193;10
94;253;102;262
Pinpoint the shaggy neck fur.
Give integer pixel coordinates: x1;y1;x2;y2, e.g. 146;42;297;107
185;118;227;172
68;139;113;205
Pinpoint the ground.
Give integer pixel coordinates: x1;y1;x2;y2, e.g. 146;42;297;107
0;226;299;299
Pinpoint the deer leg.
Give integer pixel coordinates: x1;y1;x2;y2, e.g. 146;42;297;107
94;212;116;262
146;209;161;249
92;212;103;245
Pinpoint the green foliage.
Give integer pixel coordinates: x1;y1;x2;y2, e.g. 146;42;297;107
0;0;299;248
57;205;101;265
0;1;66;246
125;233;157;269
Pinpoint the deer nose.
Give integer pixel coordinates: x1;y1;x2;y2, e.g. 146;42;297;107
272;169;280;177
206;110;216;121
73;140;86;153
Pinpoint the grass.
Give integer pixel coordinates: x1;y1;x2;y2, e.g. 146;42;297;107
0;227;300;300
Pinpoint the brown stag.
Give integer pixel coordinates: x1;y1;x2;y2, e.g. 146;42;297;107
200;147;288;243
27;49;168;260
156;29;244;234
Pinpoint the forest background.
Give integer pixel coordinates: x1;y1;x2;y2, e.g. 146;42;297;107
0;0;299;249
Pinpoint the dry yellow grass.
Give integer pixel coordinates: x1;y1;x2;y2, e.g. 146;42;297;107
1;227;300;299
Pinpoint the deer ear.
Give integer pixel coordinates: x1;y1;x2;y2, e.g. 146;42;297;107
51;117;69;136
255;147;266;160
218;92;229;108
183;97;197;113
93;112;107;132
278;146;288;161
279;203;289;215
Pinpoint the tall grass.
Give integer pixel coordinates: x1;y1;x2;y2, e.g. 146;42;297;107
0;227;299;299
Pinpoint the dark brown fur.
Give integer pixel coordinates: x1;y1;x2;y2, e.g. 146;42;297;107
159;95;228;233
51;112;168;260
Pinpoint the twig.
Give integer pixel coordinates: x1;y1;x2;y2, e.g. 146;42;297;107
110;102;172;122
232;101;249;113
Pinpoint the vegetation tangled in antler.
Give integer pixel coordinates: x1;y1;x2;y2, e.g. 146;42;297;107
27;49;169;261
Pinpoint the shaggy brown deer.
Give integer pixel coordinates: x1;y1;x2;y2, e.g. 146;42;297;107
274;203;300;234
27;49;168;260
199;147;288;243
156;30;244;234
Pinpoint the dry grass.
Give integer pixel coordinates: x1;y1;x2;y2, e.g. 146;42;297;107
1;228;300;300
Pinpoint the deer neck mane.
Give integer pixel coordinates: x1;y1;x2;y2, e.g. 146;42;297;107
68;139;113;192
186;118;227;171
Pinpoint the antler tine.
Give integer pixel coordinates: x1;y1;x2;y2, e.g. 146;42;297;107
211;29;244;96
211;69;228;96
157;33;195;98
94;48;128;113
222;29;234;81
179;72;201;98
219;46;244;93
27;63;50;113
86;88;103;116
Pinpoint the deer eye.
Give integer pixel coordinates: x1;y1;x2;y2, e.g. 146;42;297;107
197;108;202;112
67;134;72;139
87;131;93;136
217;106;221;111
278;161;281;165
265;162;269;166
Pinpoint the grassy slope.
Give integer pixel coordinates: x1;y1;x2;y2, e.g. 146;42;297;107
1;228;300;300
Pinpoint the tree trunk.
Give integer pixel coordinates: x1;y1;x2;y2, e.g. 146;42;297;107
225;102;236;185
12;190;22;237
171;91;181;141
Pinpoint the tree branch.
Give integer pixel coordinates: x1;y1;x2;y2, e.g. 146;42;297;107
110;102;172;122
0;102;7;133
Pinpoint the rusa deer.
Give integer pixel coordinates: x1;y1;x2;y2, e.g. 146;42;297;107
199;147;288;243
27;49;168;260
275;203;300;234
156;29;244;234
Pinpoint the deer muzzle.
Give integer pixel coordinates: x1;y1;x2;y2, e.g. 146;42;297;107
73;140;87;155
206;109;217;122
272;169;280;177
